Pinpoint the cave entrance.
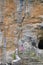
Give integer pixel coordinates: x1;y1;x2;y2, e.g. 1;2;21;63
38;38;43;49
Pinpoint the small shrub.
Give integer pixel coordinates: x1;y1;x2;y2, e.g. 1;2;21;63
12;53;16;59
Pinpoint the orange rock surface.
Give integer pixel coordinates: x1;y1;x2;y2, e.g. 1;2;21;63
0;0;43;57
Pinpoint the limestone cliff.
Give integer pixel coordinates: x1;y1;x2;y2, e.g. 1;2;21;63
0;0;43;58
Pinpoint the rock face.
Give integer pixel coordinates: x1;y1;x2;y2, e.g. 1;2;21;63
0;0;43;62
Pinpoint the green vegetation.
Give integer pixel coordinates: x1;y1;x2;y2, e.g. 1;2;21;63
12;53;16;59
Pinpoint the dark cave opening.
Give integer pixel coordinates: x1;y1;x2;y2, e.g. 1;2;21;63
38;39;43;49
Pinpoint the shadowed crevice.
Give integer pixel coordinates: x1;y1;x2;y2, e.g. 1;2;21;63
38;39;43;49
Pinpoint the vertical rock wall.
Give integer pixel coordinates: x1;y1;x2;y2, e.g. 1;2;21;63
0;0;43;60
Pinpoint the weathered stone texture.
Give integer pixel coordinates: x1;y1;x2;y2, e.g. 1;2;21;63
0;0;43;58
